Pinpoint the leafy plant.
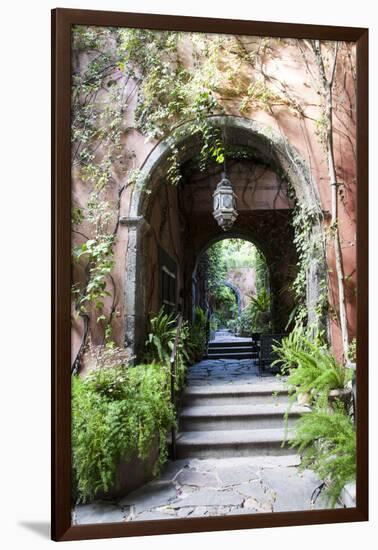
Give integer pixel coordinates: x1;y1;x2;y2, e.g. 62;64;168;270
289;200;327;329
274;331;352;406
144;308;177;364
72;362;175;502
211;285;239;328
290;403;356;507
144;308;191;389
188;306;207;362
347;338;357;363
239;288;271;335
73;233;115;315
272;326;317;372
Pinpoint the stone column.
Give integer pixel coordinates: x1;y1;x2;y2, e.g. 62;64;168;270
121;215;151;361
306;223;329;336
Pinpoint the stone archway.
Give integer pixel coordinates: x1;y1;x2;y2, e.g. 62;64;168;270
190;229;288;337
123;115;327;357
220;280;242;316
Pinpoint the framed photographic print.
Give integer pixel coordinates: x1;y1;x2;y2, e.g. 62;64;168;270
52;8;368;542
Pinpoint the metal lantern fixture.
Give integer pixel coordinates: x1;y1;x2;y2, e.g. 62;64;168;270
212;171;238;231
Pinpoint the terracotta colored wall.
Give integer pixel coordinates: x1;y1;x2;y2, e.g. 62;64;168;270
227;268;257;310
71;35;356;363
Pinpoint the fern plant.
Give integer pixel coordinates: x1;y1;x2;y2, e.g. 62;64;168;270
274;331;352;405
272;325;314;372
291;403;356;507
287;346;351;404
72;362;175;502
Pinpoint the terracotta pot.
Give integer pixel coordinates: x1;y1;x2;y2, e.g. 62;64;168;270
94;435;160;500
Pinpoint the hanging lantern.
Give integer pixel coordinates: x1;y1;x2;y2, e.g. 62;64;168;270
212;172;238;231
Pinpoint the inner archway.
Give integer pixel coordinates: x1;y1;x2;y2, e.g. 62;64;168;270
193;237;279;340
124;115;327;357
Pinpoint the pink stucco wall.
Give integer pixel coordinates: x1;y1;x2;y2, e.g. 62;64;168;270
71;34;356;364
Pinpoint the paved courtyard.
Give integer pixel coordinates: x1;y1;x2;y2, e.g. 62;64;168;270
73;355;341;525
187;357;271;385
73;454;335;524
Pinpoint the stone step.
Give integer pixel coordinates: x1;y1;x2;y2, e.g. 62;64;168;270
175;428;294;459
207;346;254;352
208;341;253;349
206;352;255;360
179;403;307;431
182;383;289;406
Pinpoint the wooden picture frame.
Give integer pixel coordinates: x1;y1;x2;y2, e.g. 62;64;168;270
52;7;368;541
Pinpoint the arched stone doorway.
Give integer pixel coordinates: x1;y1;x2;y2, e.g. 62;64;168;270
192;234;275;328
123;115;327;357
220;281;241;316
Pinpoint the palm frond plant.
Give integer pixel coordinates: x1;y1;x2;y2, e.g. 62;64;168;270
144;307;192;390
250;288;271;326
240;288;271;335
188;306;207;362
144;308;177;364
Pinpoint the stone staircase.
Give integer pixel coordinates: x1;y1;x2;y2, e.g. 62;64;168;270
206;339;255;360
206;329;256;361
175;379;307;460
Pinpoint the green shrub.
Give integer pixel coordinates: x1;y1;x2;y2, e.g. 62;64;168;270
188;306;207;362
144;308;177;364
72;362;175;502
144;308;192;388
347;338;357;363
291;403;356;507
274;331;352;405
272;326;314;371
239;288;271;334
211;285;238;327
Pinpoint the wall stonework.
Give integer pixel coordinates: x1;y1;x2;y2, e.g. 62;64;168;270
71;36;356;364
124;116;327;354
226;268;257;310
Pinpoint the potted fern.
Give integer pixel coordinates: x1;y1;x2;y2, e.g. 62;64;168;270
290;402;356;507
274;331;353;409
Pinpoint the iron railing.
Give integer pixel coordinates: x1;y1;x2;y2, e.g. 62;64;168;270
169;313;183;460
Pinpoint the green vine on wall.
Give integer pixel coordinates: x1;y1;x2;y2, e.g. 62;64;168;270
289;196;328;331
71;28;342;366
118;30;229;184
71;26;133;368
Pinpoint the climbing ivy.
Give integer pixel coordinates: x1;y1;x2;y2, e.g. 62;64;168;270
117;30;261;184
289;198;328;330
71;28;336;356
71;26;130;350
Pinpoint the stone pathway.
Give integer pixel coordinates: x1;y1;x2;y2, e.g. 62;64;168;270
211;329;253;343
72;356;346;525
73;455;335;524
188;358;268;385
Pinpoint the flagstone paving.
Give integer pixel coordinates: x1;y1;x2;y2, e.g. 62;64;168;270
73;455;338;524
187;358;261;386
72;353;345;525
